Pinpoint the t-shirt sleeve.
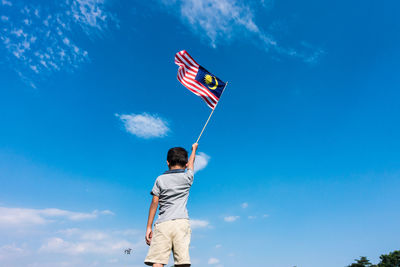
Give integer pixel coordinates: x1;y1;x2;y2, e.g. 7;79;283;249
186;169;194;185
150;179;161;196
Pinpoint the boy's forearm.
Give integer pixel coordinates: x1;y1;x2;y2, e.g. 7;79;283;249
187;143;198;170
187;153;196;170
146;198;158;229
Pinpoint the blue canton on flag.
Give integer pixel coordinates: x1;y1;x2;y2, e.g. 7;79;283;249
195;66;226;100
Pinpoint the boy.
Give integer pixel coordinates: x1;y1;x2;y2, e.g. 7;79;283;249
144;143;198;267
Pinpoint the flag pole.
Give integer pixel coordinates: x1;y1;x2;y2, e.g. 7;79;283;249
195;82;228;143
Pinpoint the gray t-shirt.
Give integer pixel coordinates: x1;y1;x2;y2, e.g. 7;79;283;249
151;168;194;224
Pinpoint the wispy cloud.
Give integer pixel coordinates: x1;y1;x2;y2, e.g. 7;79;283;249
194;152;210;173
0;205;143;266
115;113;169;139
0;0;116;87
190;219;210;229
160;0;323;62
69;0;114;34
161;0;273;48
260;0;273;9
241;202;248;209
40;228;141;255
1;0;12;6
0;207;113;227
208;257;220;264
224;215;239;222
0;244;25;260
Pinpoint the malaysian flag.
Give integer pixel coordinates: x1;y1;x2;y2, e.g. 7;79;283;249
175;50;226;109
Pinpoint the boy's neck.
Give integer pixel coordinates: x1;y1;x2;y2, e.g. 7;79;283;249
169;165;185;170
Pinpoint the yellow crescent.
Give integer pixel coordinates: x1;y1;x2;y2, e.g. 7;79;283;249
209;76;218;90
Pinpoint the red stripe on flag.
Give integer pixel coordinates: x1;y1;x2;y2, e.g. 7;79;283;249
175;50;219;109
181;75;218;103
182;51;199;67
177;70;217;106
176;54;198;72
177;73;215;109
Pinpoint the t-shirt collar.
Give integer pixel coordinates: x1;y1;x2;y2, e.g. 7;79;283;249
164;169;186;174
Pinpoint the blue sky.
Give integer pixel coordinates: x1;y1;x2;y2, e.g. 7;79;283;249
1;0;400;266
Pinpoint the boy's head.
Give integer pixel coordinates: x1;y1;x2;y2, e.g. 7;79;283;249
167;147;188;169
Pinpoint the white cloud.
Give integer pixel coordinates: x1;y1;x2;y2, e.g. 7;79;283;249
160;0;322;62
248;215;256;219
0;206;143;265
260;0;273;8
161;0;273;48
39;228;143;255
241;202;248;209
208;257;220;264
190;219;210;229
275;41;325;64
39;236;132;255
0;207;113;227
1;0;12;6
0;244;23;253
0;0;116;87
0;244;25;260
215;244;222;248
194;152;210;173
116;113;169;139
224;216;239;222
263;214;269;218
108;258;118;263
70;0;110;32
59;229;109;241
299;42;325;64
113;229;140;237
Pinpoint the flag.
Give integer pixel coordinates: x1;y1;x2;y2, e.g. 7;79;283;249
175;50;226;109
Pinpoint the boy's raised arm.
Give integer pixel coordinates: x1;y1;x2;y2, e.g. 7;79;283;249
187;143;198;171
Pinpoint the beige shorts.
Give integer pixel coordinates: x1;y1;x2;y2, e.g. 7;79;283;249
145;219;192;266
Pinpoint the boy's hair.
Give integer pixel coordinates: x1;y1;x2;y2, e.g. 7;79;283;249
167;147;188;167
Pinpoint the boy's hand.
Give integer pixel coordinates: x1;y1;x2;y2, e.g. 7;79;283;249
145;227;153;246
192;143;198;151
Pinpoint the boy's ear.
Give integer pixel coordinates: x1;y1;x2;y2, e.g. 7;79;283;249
167;160;170;167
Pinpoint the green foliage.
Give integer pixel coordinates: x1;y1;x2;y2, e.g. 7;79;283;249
347;256;376;267
347;251;400;267
377;250;400;267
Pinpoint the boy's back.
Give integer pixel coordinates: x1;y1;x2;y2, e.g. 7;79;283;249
151;168;194;224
